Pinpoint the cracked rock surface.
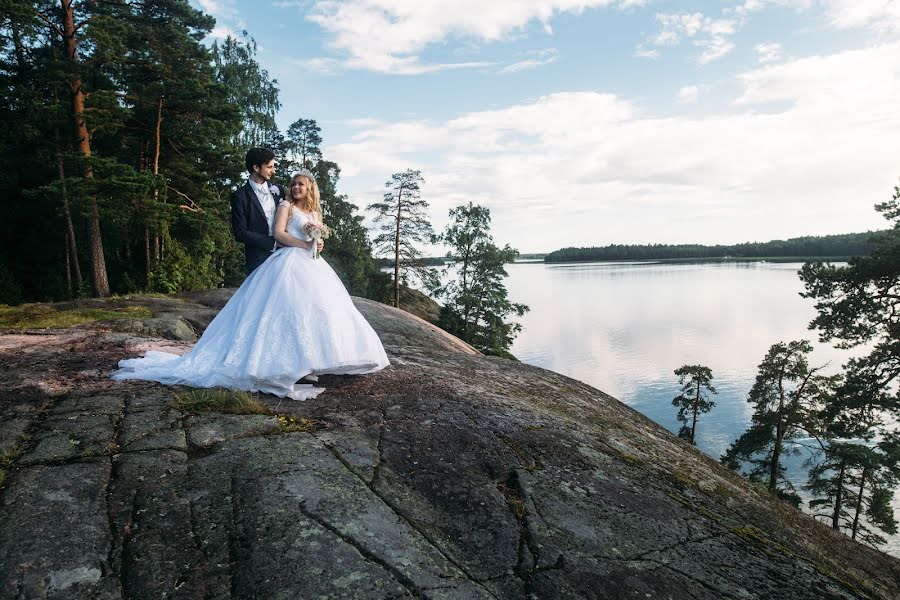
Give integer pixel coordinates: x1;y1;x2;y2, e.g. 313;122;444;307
1;290;898;599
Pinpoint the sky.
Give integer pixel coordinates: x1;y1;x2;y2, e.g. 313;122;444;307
192;0;900;253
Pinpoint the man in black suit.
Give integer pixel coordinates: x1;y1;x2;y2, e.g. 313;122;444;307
231;148;285;274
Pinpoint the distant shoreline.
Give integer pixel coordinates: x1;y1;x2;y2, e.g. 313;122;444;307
539;255;854;265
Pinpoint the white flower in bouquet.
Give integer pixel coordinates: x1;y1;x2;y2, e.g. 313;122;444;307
303;222;332;259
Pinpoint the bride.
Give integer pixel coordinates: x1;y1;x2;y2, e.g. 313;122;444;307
112;169;390;400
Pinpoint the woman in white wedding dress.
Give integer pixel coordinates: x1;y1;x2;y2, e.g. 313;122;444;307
112;170;390;400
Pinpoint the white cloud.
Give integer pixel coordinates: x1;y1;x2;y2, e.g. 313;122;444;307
498;49;561;74
822;0;900;34
210;25;240;40
729;0;900;34
730;0;813;18
677;84;709;103
644;12;738;63
754;42;783;62
634;46;660;59
330;43;900;251
695;36;736;63
197;0;239;23
301;0;645;74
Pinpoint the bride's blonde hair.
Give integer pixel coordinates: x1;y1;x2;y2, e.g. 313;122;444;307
288;171;322;221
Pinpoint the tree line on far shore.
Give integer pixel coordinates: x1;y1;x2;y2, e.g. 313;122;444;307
545;231;878;263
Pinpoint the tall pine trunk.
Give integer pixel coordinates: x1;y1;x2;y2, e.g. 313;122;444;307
55;127;82;288
393;186;403;308
832;460;845;530
145;226;152;288
62;0;109;296
64;230;72;297
769;369;786;492
851;466;868;540
152;97;164;272
690;380;701;445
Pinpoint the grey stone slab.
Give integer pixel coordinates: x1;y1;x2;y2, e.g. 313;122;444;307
105;316;196;342
107;450;202;599
0;417;31;457
192;435;496;599
124;390;174;413
119;405;186;453
19;413;117;465
0;461;120;599
49;394;124;417
315;429;379;482
184;413;280;449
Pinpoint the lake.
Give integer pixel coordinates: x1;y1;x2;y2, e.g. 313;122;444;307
503;259;899;555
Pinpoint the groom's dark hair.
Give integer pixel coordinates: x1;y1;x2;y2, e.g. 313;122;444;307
245;147;276;174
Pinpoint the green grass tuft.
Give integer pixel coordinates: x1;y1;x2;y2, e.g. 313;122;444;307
173;388;271;415
0;304;151;329
276;414;317;432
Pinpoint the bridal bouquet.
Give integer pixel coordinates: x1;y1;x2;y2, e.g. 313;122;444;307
303;222;332;259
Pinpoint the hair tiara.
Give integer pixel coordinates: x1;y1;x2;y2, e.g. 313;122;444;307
294;168;315;181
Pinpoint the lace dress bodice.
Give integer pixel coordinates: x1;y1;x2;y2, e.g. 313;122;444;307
281;202;319;243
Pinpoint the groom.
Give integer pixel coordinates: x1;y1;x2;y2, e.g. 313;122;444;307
231;147;285;274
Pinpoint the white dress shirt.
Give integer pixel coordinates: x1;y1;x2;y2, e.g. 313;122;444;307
249;179;277;236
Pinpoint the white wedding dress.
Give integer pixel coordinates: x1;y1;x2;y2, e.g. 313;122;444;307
112;205;390;400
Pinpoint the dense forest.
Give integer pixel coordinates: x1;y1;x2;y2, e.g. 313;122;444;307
545;232;878;263
0;0;387;305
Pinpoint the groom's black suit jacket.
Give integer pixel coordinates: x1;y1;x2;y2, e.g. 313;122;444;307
230;181;285;274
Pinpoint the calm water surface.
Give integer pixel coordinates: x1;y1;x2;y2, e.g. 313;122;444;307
504;260;899;555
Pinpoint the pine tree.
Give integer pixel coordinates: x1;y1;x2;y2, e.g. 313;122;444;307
807;439;900;546
800;182;900;430
440;203;491;328
368;169;437;308
801;181;900;545
211;34;279;150
722;340;830;504
436;202;529;356
287;118;322;169
33;0;134;296
672;365;717;445
0;1;252;299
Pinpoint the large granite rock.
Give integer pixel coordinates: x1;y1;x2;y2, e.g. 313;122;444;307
0;291;898;599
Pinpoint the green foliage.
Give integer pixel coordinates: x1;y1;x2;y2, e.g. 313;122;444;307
211;34;279;150
287;118;323;170
435;202;529;356
721;340;832;502
546;232;879;263
314;160;388;300
800;182;900;547
808;439;900;547
799;186;900;414
0;1;259;300
0;262;22;305
672;365;717;445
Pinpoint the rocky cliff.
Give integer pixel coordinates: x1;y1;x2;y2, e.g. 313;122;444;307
0;290;898;599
